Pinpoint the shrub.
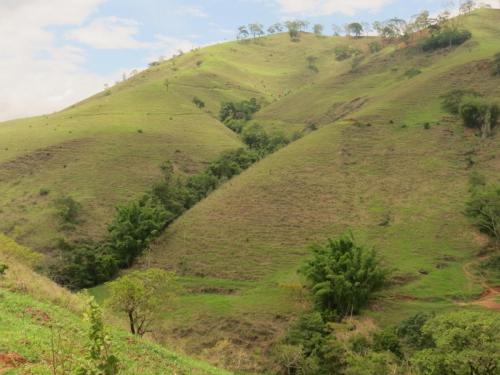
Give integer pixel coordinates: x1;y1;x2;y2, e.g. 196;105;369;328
466;185;500;240
0;263;8;276
334;46;359;61
492;52;500;76
441;89;481;115
369;42;383;54
372;328;403;359
192;97;205;108
208;148;260;180
397;313;434;350
55;196;81;224
459;97;499;137
404;68;422;79
301;234;387;318
422;29;472;51
39;188;50;196
307;55;319;73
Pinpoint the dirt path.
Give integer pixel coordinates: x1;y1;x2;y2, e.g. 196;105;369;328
461;260;500;311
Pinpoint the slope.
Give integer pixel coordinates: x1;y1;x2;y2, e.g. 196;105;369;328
134;8;500;370
0;234;232;375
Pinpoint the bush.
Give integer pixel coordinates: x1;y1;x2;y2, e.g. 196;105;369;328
422;29;472;51
55;196;81;224
404;68;422;79
492;52;500;76
459;97;499;137
241;124;289;154
441;89;481;115
372;328;403;359
466;185;500;240
334;46;359;61
369;42;382;54
192;97;205;108
208;148;260;180
39;188;50;196
0;263;8;276
301;234;387;318
397;313;434;350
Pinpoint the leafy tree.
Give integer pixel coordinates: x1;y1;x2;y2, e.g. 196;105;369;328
301;234;387;318
422;28;472;51
466;185;500;240
76;297;119;375
411;311;500;375
285;21;301;41
192;97;205;108
346;23;364;38
108;194;170;267
237;25;249;40
332;24;342;36
460;0;476;14
313;24;323;36
219;98;261;123
249;23;264;38
372;328;403;359
107;269;176;336
208;148;260;180
459;97;499;138
397;313;434;350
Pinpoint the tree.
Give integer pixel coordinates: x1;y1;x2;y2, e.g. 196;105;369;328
248;23;264;38
285;20;301;40
108;194;171;267
301;234;387;318
411;311;500;375
237;25;249;40
313;24;323;36
55;196;82;225
346;23;364;38
107;269;176;336
460;0;476;14
466;185;500;240
459;97;499;138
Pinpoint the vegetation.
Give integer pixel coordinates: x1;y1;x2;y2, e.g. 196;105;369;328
301;234;387;319
55;196;82;225
459;97;499;138
441;89;481;115
422;29;472;51
466;185;500;240
346;23;364;38
107;269;176;336
334;46;360;61
492;52;500;76
193;97;205;108
219;98;261;123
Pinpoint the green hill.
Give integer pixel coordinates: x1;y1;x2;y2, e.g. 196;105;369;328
1;7;500;374
0;234;232;374
129;8;499;370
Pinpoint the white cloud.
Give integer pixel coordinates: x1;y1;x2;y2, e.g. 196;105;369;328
0;0;118;121
175;5;208;18
66;17;148;49
274;0;394;16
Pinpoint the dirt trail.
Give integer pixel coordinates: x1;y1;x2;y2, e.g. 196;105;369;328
461;260;500;311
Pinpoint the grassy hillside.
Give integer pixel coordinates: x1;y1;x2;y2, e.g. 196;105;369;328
124;8;500;370
0;234;231;374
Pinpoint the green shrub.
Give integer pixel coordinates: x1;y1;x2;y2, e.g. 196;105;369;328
459;97;499;137
372;328;403;359
39;188;50;196
492;52;500;76
301;234;387;318
334;46;360;61
404;68;422;79
0;263;8;276
422;29;472;51
466;185;500;240
208;148;260;180
369;42;382;54
192;97;205;108
397;313;435;350
441;89;481;115
55;196;82;224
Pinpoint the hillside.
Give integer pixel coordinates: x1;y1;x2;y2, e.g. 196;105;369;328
0;234;231;374
130;8;500;370
1;6;500;374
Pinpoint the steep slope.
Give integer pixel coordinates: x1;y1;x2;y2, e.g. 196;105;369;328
135;8;500;369
0;234;231;374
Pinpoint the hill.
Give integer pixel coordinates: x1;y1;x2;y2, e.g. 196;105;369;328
128;8;500;370
0;234;232;374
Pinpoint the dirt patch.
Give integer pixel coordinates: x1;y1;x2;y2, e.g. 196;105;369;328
25;307;51;324
0;352;28;369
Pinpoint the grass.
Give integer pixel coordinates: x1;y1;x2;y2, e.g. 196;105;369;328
0;235;231;374
2;8;500;373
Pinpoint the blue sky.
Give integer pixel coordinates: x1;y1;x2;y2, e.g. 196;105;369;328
0;0;497;120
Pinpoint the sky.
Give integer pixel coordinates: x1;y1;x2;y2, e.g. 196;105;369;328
1;0;498;121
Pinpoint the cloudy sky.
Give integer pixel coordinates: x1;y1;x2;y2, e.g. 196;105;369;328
1;0;498;121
